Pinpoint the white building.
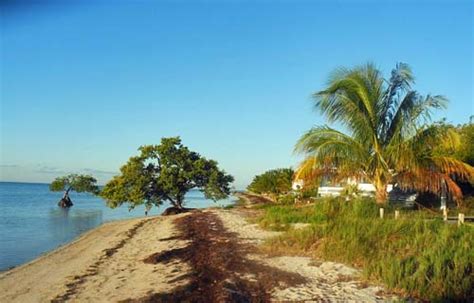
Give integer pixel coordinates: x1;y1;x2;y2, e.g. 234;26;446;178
294;177;393;197
318;182;394;197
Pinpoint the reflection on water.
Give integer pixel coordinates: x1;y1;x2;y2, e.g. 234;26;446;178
48;208;103;241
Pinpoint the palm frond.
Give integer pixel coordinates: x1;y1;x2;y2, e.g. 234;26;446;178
294;157;320;183
313;64;382;143
395;169;464;202
295;126;367;158
410;94;448;126
379;63;414;137
295;126;369;184
431;156;474;181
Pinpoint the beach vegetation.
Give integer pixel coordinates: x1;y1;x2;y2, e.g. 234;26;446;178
50;174;100;208
100;137;234;212
258;197;474;300
276;193;298;205
295;63;474;205
340;183;360;200
450;120;474;166
247;168;294;198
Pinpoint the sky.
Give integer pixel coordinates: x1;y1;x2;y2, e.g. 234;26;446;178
0;0;473;189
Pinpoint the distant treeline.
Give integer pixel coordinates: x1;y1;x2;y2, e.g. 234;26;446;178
247;168;294;196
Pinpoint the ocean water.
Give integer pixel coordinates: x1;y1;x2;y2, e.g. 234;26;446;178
0;182;235;271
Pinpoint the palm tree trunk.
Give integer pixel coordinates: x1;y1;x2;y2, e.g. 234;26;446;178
374;176;388;204
375;187;388;204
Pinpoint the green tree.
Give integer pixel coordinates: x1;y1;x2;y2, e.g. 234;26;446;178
247;168;294;195
430;120;474;198
455;121;474;166
50;174;99;207
100;137;234;211
295;63;474;205
431;120;474;167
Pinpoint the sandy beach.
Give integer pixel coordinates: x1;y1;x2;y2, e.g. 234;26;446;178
0;207;393;302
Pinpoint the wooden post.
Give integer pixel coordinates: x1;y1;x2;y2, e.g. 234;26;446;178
379;208;384;219
443;208;448;221
458;213;465;226
394;210;399;219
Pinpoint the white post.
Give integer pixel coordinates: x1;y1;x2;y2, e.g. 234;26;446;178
395;210;399;219
443;208;448;221
458;213;465;226
379;208;384;219
440;180;447;210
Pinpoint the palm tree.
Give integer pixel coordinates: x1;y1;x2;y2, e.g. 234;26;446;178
295;63;474;205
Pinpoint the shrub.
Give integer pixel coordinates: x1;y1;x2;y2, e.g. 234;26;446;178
299;187;319;199
247;168;294;195
460;196;474;215
277;193;296;205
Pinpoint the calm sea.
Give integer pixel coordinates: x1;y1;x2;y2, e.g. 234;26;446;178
0;182;234;271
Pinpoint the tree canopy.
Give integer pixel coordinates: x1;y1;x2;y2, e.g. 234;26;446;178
50;174;100;194
100;137;234;211
453;121;474;166
50;174;100;207
247;168;294;195
295;63;474;205
430;120;474;167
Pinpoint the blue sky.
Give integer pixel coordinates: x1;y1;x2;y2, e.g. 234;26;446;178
1;0;473;189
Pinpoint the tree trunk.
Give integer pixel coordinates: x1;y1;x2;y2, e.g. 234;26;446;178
373;168;389;205
375;187;387;204
176;197;184;209
58;188;73;208
374;178;388;205
162;195;188;216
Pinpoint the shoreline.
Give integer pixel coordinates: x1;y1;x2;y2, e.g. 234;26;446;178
0;186;236;274
0;207;395;302
0;215;157;275
0;214;178;302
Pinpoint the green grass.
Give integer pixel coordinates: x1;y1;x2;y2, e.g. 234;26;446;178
257;204;327;231
460;196;474;216
258;197;474;301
